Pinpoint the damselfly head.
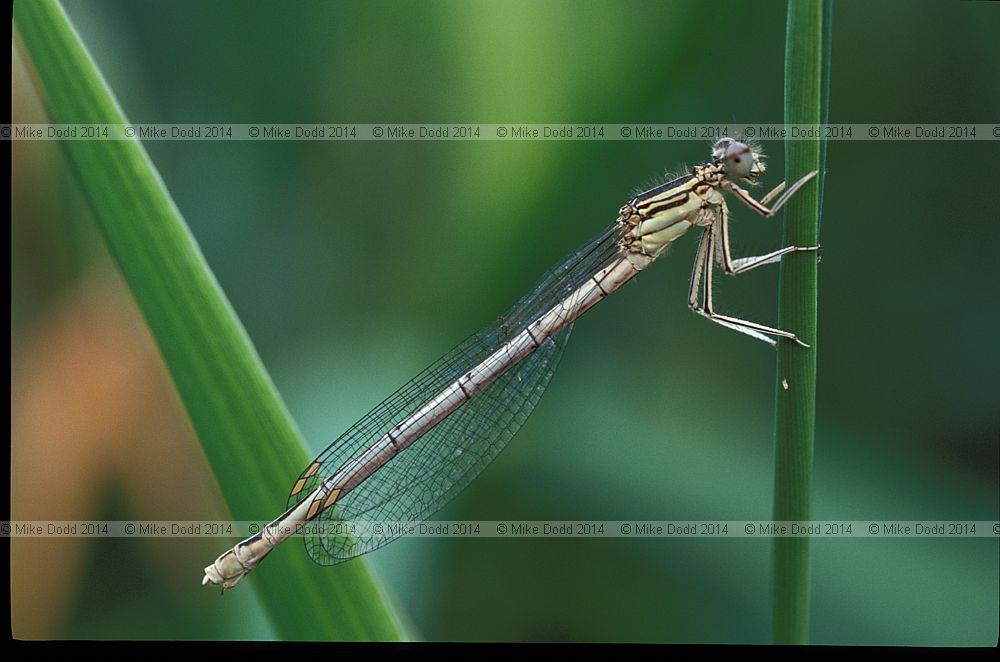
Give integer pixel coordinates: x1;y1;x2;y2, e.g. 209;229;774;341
712;137;765;184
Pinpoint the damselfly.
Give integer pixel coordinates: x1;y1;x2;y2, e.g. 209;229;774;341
203;138;819;589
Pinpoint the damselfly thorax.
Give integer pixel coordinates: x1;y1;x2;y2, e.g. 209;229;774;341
620;168;719;257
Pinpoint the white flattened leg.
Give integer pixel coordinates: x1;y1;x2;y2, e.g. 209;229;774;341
687;228;711;310
688;224;809;348
726;170;818;217
728;245;820;275
759;180;786;206
714;197;820;276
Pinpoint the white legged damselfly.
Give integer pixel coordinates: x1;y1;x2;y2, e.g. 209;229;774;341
203;138;818;589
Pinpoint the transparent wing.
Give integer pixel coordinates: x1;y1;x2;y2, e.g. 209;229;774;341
289;220;626;564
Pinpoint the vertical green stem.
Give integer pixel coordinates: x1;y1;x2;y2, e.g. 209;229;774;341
773;0;832;644
14;0;400;640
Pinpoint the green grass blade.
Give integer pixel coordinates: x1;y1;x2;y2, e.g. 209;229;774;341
773;0;833;644
13;0;401;641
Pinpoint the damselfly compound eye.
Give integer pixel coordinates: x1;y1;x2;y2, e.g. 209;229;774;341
711;138;734;162
723;141;754;179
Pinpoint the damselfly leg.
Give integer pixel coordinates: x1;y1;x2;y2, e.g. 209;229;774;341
687;195;818;348
723;170;818;217
689;226;809;347
716;197;820;276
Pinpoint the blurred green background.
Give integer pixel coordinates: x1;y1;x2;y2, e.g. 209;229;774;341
10;0;998;644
